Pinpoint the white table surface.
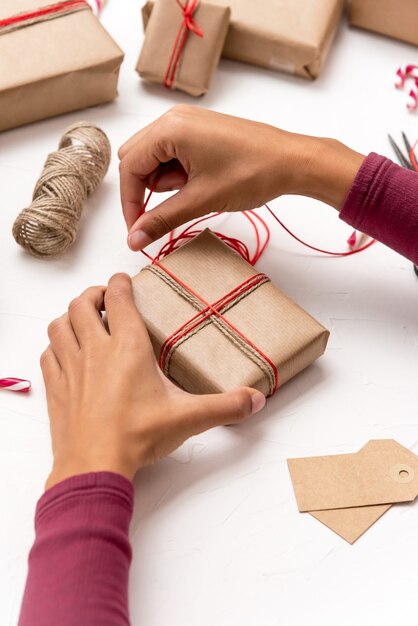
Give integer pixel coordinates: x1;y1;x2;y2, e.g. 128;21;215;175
1;2;418;625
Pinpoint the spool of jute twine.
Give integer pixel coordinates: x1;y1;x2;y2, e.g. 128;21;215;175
13;121;111;258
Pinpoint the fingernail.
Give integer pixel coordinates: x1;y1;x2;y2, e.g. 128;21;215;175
128;230;153;251
251;392;266;415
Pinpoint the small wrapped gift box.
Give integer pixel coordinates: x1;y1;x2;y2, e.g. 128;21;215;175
142;0;344;80
0;0;124;132
349;0;418;46
137;0;230;96
132;230;329;397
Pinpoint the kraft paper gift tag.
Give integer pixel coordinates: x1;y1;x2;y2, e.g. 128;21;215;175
132;230;329;397
0;0;124;132
137;0;230;96
288;440;418;543
143;0;344;79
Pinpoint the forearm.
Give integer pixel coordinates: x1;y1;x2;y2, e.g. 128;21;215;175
289;136;418;263
339;152;418;264
18;472;133;626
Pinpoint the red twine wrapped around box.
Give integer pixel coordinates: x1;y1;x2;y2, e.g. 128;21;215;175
164;0;203;89
152;261;279;394
0;0;90;34
138;180;375;395
140;182;280;395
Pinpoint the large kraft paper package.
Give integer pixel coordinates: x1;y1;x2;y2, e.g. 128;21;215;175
132;230;329;397
0;0;124;132
349;0;418;46
142;0;344;80
137;0;230;96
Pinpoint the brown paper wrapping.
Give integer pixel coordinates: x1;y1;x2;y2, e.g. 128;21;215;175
0;0;124;132
132;230;329;397
142;0;344;80
349;0;418;46
137;0;230;96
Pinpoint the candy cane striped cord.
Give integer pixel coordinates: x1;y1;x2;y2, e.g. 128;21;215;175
0;378;31;393
86;0;104;15
347;230;368;251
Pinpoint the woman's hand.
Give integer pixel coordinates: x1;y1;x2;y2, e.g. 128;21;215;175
42;273;265;489
118;105;365;251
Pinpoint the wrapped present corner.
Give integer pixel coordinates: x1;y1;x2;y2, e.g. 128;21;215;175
0;0;124;132
132;230;329;397
142;0;344;80
136;0;230;96
349;0;418;47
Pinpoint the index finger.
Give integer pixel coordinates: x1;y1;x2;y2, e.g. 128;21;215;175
119;134;177;230
119;162;147;230
119;112;188;230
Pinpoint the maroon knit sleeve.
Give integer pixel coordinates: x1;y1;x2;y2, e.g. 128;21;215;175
18;472;134;626
340;152;418;264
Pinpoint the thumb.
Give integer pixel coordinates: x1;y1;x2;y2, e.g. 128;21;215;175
182;387;266;438
127;182;214;251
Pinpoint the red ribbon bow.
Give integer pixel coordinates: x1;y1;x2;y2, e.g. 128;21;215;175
164;0;203;90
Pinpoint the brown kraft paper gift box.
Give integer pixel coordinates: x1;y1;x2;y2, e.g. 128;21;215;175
0;0;124;132
142;0;344;80
349;0;418;46
132;230;329;397
136;0;230;96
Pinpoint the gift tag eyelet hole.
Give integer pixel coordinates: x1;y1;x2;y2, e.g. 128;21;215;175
390;464;415;484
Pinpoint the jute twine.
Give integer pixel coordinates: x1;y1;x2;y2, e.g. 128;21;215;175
13;121;111;258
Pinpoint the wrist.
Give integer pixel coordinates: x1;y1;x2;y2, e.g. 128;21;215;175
288;135;365;210
45;456;138;491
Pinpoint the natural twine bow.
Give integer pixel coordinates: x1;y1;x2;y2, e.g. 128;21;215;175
164;0;203;89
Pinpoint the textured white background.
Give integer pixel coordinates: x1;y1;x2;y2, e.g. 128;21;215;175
1;2;418;624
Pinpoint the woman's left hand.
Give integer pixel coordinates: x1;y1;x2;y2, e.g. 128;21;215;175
42;273;265;489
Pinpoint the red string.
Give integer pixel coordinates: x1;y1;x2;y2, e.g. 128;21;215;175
158;273;269;372
140;183;282;392
151;258;279;394
264;204;376;257
0;0;89;29
138;182;375;394
164;0;203;90
141;183;273;265
141;181;375;263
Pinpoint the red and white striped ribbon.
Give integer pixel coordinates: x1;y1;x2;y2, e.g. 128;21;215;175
86;0;105;15
0;378;31;393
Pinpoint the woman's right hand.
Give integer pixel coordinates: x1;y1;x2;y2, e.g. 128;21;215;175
118;105;365;251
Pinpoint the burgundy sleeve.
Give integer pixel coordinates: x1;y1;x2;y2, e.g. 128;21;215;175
18;472;134;626
340;152;418;264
